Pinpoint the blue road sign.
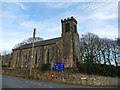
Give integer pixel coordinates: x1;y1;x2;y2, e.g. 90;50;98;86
55;63;64;71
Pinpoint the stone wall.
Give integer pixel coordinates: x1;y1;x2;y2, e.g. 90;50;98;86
2;69;119;87
2;54;12;67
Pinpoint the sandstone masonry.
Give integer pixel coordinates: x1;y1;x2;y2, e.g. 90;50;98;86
2;69;119;86
10;16;82;68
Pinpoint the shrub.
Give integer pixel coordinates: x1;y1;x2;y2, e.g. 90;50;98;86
40;63;51;71
76;62;120;77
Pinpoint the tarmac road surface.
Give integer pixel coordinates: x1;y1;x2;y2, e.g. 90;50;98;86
2;75;119;90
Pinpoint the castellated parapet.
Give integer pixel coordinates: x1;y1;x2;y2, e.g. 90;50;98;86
61;16;77;24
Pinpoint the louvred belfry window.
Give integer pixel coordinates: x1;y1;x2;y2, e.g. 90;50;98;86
65;23;70;32
74;25;77;33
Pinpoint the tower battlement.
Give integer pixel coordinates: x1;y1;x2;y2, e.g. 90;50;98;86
61;16;77;24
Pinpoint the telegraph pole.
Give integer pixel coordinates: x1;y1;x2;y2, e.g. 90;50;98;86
30;28;36;79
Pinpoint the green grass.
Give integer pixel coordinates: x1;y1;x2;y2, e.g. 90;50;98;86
22;68;41;71
53;68;77;73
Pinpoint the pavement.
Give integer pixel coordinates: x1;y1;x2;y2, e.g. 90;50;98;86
2;75;119;90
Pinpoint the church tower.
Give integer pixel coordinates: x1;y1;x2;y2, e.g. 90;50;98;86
61;16;82;68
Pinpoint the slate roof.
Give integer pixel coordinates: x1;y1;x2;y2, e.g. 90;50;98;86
13;37;61;51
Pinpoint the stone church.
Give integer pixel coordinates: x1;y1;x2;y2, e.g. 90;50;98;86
11;16;82;68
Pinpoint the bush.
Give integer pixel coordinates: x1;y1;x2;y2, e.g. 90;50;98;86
40;63;51;71
76;62;120;77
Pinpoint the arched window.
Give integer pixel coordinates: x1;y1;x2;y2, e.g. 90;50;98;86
52;47;54;60
47;49;49;64
16;53;18;64
25;52;27;65
39;48;41;60
65;23;70;32
26;52;27;59
28;50;30;63
35;50;37;64
38;48;41;64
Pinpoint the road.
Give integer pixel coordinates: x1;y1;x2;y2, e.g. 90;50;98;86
2;75;119;89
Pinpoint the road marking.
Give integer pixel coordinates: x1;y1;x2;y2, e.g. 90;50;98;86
30;82;37;84
38;84;41;85
25;81;29;83
43;84;49;87
49;86;53;88
30;82;34;84
25;80;43;86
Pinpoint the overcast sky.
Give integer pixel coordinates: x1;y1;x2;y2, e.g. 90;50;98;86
0;1;118;53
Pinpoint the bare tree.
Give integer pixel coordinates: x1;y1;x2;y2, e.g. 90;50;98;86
111;40;120;67
22;37;43;44
13;37;43;49
105;39;112;66
80;33;120;66
1;50;11;55
117;38;120;46
80;32;100;63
